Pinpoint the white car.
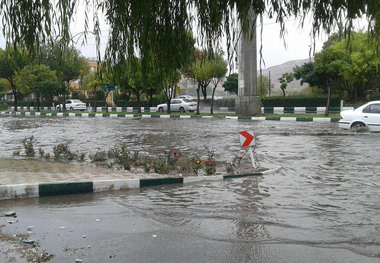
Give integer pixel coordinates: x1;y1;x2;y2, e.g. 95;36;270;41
56;99;87;111
157;99;197;113
339;101;380;132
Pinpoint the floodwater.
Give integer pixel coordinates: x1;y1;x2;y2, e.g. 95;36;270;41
0;115;380;262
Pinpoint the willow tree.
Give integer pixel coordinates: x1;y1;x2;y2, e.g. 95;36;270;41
0;1;378;77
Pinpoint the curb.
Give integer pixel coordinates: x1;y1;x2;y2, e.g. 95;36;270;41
0;172;265;201
0;111;340;123
7;106;353;114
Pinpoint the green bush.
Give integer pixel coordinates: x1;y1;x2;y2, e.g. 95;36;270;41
0;103;7;111
84;100;106;107
262;95;340;107
7;100;35;107
211;95;340;108
116;97;166;107
369;92;380;101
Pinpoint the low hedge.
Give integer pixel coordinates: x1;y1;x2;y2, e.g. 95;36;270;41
116;98;165;107
206;95;340;108
262;95;340;107
6;101;55;107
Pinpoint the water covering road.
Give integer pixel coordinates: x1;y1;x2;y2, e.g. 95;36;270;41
0;115;379;262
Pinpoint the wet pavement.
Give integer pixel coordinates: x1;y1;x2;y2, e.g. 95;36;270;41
0;115;380;262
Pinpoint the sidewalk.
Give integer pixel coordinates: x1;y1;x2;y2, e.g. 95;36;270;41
0;159;272;201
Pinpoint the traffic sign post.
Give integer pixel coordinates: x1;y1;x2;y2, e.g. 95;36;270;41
239;130;256;168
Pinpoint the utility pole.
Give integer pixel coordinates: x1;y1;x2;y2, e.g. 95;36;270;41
235;7;260;116
268;71;271;97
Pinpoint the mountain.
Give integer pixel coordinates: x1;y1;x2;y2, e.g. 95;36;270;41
258;58;313;95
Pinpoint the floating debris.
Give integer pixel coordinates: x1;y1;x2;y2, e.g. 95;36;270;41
5;211;16;217
22;240;35;245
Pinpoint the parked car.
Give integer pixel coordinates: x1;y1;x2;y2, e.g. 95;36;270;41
178;95;194;100
56;99;87;111
339;100;380;132
156;99;197;113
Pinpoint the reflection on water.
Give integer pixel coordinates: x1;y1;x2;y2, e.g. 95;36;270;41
1;116;380;259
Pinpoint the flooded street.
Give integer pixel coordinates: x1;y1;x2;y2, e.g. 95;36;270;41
1;115;380;262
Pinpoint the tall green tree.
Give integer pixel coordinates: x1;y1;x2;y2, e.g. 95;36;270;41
294;31;380;115
183;49;215;114
116;58;146;113
0;47;26;111
278;73;294;97
223;73;238;94
209;55;227;115
18;64;59;111
258;75;271;99
39;44;89;110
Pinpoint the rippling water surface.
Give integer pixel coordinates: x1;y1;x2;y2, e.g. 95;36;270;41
1;115;380;261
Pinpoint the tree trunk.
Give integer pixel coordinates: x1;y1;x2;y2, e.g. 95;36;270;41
166;99;171;114
325;85;331;116
210;87;216;115
282;88;286;97
36;92;41;112
196;82;201;115
148;88;154;107
201;85;207;101
12;86;18;111
104;91;111;113
93;88;97;112
136;93;141;113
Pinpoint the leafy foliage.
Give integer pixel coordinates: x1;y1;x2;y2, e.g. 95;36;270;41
22;136;35;157
223;73;238;94
278;73;294;97
0;48;27;110
1;0;377;80
18;64;59;111
294;31;380;105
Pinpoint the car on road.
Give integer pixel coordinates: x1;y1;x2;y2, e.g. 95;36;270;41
157;98;197;113
339;100;380;132
56;99;87;111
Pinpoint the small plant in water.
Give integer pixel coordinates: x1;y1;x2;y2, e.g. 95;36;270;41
166;148;182;166
38;148;45;157
141;161;152;173
225;155;243;174
188;156;203;175
78;152;86;162
22;136;35;157
53;144;76;161
202;146;217;176
90;150;107;163
152;148;182;174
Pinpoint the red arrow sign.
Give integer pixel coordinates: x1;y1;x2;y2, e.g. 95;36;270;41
239;131;255;147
